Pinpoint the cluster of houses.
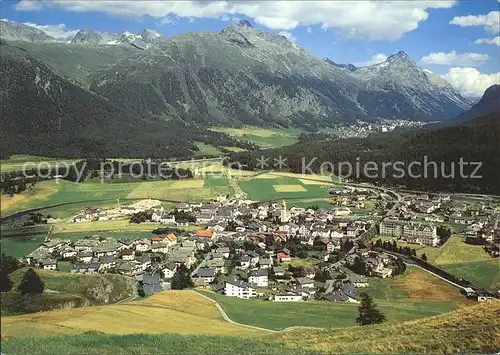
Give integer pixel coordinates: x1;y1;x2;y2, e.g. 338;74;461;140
23;195;384;301
346;249;399;279
72;199;164;223
382;193;500;258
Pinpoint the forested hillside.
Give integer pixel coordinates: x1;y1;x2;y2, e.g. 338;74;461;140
0;43;250;158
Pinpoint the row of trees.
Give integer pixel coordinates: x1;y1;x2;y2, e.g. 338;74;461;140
373;239;418;257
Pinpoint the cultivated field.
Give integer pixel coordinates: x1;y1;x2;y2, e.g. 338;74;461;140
239;173;333;201
1;291;265;340
1;172;234;217
0;155;78;173
126;179;205;200
273;184;307;192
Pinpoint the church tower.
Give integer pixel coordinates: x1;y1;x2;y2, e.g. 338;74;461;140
280;199;290;223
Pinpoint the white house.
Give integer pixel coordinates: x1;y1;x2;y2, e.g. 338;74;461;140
274;292;303;302
78;252;93;264
41;259;57;270
121;250;135;261
159;213;175;224
295;277;314;288
151;243;169;254
216;247;230;259
60;247;77;259
248;269;268;287
162;263;177;279
221;280;257;299
195;268;217;284
331;229;345;239
135;240;151;252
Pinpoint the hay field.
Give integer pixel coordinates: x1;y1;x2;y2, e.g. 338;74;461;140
273;185;307;192
125;178;231;202
239;175;331;201
1;291;264;340
366;266;468;304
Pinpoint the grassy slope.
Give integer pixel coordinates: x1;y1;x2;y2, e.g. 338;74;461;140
2;301;498;354
1;269;136;315
1;291;264;341
377;235;500;290
274;301;500;354
442;260;500;290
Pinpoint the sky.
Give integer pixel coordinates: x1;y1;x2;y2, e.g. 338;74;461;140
1;0;499;98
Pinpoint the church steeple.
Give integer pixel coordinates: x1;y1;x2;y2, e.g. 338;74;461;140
280;200;290;223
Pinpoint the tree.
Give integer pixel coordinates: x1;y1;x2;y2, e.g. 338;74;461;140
1;253;21;275
356;293;386;326
421;253;428;261
18;268;45;295
171;265;194;290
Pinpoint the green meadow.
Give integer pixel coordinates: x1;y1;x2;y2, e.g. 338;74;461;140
238;175;333;201
210;126;301;148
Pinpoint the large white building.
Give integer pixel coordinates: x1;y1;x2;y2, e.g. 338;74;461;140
248;269;268;287
379;219;439;247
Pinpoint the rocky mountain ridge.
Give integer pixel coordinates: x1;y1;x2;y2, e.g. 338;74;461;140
1;19;473;131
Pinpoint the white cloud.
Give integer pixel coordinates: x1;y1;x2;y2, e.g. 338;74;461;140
420;51;489;66
441;67;500;98
450;11;500;33
22;21;79;39
474;36;500;46
13;0;457;40
307;27;312;34
278;30;296;43
354;53;388;67
1;18;79;39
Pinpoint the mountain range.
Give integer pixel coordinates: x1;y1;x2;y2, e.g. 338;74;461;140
0;19;485;157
